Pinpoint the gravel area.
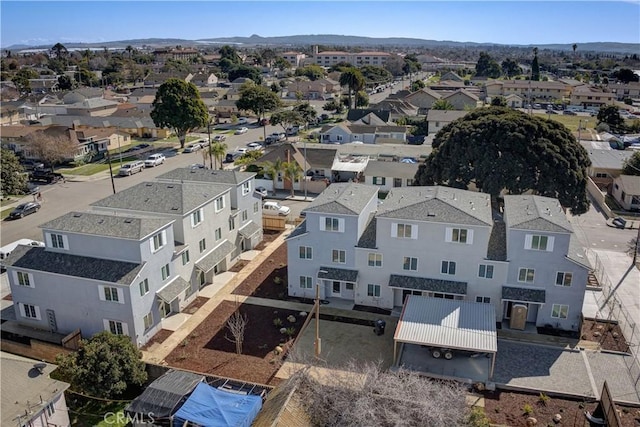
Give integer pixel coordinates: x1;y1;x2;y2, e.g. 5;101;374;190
586;351;640;404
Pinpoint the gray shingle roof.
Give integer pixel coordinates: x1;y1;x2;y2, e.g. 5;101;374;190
304;148;337;169
363;161;419;179
567;235;591;269
426;110;468;122
377;186;493;226
286;220;307;240
318;266;358;282
503;195;572;233
487;220;507;261
587;149;634;170
39;211;173;240
356;214;377;248
238;221;261;238
195;240;235;273
156;168;255;186
157;277;191;303
4;246;144;285
502;286;546;303
388;274;467;295
91;182;230;215
303;183;378;215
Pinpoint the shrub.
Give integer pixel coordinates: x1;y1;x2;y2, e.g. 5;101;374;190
273;318;283;328
522;403;534;415
538;392;550;406
284;327;296;337
274;276;282;285
467;407;490;427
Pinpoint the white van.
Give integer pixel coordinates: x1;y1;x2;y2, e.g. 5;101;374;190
0;239;44;268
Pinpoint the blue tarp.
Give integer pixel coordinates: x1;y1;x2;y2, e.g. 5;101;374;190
173;382;262;427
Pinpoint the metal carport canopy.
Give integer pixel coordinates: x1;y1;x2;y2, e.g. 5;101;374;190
394;295;497;354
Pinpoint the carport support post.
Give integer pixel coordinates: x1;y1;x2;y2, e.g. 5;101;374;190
314;281;321;357
490;352;496;380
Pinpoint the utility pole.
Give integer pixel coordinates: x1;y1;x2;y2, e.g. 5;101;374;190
106;151;116;195
314;280;321;358
207;119;213;169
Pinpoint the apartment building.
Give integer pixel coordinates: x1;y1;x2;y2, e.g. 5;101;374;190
313;51;390;68
286;184;590;332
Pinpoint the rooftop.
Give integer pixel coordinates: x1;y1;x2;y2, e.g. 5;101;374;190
157;168;255;186
303;183;378;215
503;195;572;233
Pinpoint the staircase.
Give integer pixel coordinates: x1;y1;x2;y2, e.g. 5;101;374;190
586;271;601;291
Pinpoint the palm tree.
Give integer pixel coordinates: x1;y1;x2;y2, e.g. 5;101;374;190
209;142;227;170
262;159;284;195
339;68;365;110
572;43;577;59
282;161;303;197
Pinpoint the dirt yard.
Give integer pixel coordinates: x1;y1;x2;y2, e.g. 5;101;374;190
581;319;630;353
232;242;288;299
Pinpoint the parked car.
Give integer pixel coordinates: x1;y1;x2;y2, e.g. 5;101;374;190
235;147;249;155
144;153;166;167
26;183;40;195
212;135;227;142
263;201;290;216
236;117;249;125
246;142;263;152
259;118;270;126
9;202;41;219
612;217;627;229
183;143;202;153
189;163;206;169
21;159;45;171
286;126;300;136
29;169;64;184
270;132;286;141
118;160;145;176
224;152;242;163
255;186;268;198
235;127;248;135
563;110;577;116
1;239;44;268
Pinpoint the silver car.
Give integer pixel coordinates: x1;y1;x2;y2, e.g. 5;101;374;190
118;161;145;176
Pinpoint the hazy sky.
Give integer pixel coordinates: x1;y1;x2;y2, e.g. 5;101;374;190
1;1;639;48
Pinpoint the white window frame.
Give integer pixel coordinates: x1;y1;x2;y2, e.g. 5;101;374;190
368;253;383;267
478;264;494;279
229;216;235;231
215;196;225;212
373;176;386;185
551;304;569;319
392;223;417;239
103;319;129;336
104;286;120;303
403;256;418;271
143;312;153;330
446;227;474;244
241;210;248;222
19;303;41;320
139;278;149;296
332;249;346;264
48;233;68;250
555;272;573;287
242;181;251;195
321;216;343;232
199;238;206;253
253;201;259;213
518;268;535;283
215;227;222;241
299;246;312;259
299;276;313;289
476;296;491;304
191;208;204;228
525;234;554;252
151;230;167;253
182;250;190;265
15;271;34;288
161;264;170;280
367;284;381;298
441;260;456;275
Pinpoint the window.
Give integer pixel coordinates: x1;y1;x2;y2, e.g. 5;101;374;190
152;231;166;252
139;279;149;296
325;217;340;232
182;250;190;265
161;264;170;280
199;239;206;253
478;264;494;279
50;233;65;249
368;253;383;267
215;196;224;212
104;286;119;302
143;312;153;330
403;257;418;271
299;246;312;259
191;208;203;227
476;296;491;303
16;271;32;287
253;201;259;213
396;223;413;238
215;227;222;241
332;249;346;264
555;272;573;287
346;283;354;290
450;228;468;243
229;217;235;231
525;234;554;251
242;210;248;221
367;284;381;298
441;261;456;275
518;268;535;283
299;276;313;289
46;403;55;417
551;304;569;319
108;320;124;335
21;303;39;319
373;176;386;185
242;181;251;195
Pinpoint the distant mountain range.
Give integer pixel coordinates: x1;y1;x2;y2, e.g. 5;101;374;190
6;34;639;54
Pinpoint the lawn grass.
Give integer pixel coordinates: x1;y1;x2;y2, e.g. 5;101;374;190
546;114;595;132
157;135;200;144
1;206;15;220
66;394;131;427
58;161;121;176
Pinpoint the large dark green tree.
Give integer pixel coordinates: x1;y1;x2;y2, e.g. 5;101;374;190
1;148;27;195
597;105;626;133
151;78;208;148
339;68;365;110
55;332;147;399
236;84;281;139
622;151;640;176
293;102;317;124
11;68;38;94
501;58;522;78
613;68;639;83
295;65;325;81
270;109;304;138
531;47;540;81
227;64;262;84
414;107;591;214
475;52;501;78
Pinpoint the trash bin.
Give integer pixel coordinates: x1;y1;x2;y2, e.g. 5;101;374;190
374;319;386;336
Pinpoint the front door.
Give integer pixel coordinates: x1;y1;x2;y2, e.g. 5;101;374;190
198;270;206;289
394;178;402;187
159;300;171;318
332;281;341;296
510;304;528;330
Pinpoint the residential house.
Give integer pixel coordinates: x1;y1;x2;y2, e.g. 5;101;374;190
426;110;468;134
609;82;640;101
38;115;171;139
144;72;192;88
1;104;22;125
64;98;120;117
319;123;408;144
0;125;46;154
285;78;340;100
187;72;219;88
404;88;442;114
440;71;464;82
214;99;241;118
611;175;640;211
281;51;306;68
570;86;616;109
286;185;590;333
72;126;132;153
369;99;418;119
585;149;635;191
153;47;200;62
0;124;90;160
1;352;71;427
62;88;104;104
484;80;571;102
346;109;391;124
441;89;480;110
505;93;524;108
127;87;158;112
363;161;419;191
230;77;255;90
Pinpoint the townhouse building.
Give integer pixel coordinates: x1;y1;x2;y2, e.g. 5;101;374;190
4;171;263;347
313;51;390;68
484;80;571;102
286;184;590;332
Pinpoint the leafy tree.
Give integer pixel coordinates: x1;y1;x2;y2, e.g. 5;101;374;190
410;80;425;92
57;74;75;90
613;68;639;83
328;61;353;73
219;45;241;64
339;68;365;110
1;148;28;195
11;68;37;94
24;130;79;167
273;56;291;71
432;99;454;110
270;110;304;138
50;42;68;59
355;90;369;108
262;159;284;195
383;54;405;76
403;55;421;86
323;100;344;115
295;65;325;81
55;332;147;399
293;102;317;124
490;96;507;107
209;141;227;170
531;47;540;81
359;65;393;86
151;78;209;149
597;105;626;133
475;52;501;78
236;85;281;139
228;64;262;84
283;161;303;196
501;58;522;78
622;151;640;176
415;107;591;214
